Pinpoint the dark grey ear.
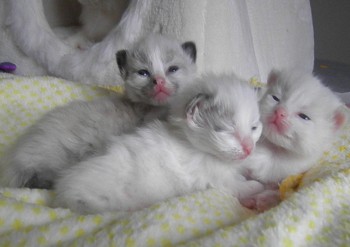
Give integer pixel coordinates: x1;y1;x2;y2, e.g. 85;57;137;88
186;93;209;119
116;50;128;78
181;42;196;63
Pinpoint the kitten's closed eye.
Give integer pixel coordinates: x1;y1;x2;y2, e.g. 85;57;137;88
298;113;311;121
168;66;179;73
214;127;222;132
251;126;258;131
137;69;151;77
213;125;226;132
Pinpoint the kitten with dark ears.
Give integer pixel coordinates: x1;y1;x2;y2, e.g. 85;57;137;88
0;34;197;189
53;73;264;214
240;69;346;211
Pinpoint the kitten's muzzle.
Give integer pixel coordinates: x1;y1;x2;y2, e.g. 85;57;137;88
234;133;254;159
267;107;289;134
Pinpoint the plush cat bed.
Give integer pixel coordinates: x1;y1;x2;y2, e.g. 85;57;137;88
0;73;349;246
0;0;314;85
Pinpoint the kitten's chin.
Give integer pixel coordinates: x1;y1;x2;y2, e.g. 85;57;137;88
219;151;250;162
151;89;176;105
236;152;251;160
263;128;294;151
153;91;172;104
231;153;250;161
266;119;289;135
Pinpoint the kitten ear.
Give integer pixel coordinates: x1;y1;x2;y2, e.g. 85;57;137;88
333;110;347;131
181;42;197;63
116;50;128;78
186;93;208;121
267;69;281;86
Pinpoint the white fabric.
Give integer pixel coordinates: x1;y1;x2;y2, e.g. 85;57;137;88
0;0;314;84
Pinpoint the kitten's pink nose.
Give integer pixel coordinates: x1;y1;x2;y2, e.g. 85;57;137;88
241;137;253;156
269;107;289;134
274;107;287;120
153;76;166;85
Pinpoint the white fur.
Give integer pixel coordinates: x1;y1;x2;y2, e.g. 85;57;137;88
53;74;264;214
0;95;142;188
5;0;152;85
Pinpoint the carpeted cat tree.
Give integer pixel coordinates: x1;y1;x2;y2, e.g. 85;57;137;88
0;0;314;86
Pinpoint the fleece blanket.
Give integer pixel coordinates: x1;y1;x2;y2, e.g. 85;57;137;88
0;73;350;246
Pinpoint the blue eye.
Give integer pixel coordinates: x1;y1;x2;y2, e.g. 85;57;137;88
168;66;179;73
272;95;280;102
137;69;150;77
298;113;311;121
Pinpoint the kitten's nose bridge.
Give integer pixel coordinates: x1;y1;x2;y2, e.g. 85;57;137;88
274;107;287;119
153;75;166;85
241;137;253;155
234;132;254;155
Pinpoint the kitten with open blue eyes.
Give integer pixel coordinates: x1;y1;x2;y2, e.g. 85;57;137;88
239;69;346;211
53;73;264;214
0;34;197;189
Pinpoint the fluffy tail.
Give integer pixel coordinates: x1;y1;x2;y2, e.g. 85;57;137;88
6;0;152;85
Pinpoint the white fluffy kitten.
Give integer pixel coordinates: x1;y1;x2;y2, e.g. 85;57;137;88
240;69;346;211
0;34;196;189
53;73;263;214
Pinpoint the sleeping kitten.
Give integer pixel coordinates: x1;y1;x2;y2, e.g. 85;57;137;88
240;69;346;211
0;34;197;189
53;73;264;214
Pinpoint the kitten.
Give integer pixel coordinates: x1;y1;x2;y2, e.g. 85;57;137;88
0;34;197;189
53;73;264;214
240;69;346;211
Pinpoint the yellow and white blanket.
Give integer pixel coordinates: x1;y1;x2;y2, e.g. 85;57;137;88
0;73;349;246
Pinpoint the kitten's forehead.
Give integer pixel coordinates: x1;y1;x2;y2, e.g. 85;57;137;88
132;35;184;71
271;71;341;114
213;76;260;124
272;76;314;103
